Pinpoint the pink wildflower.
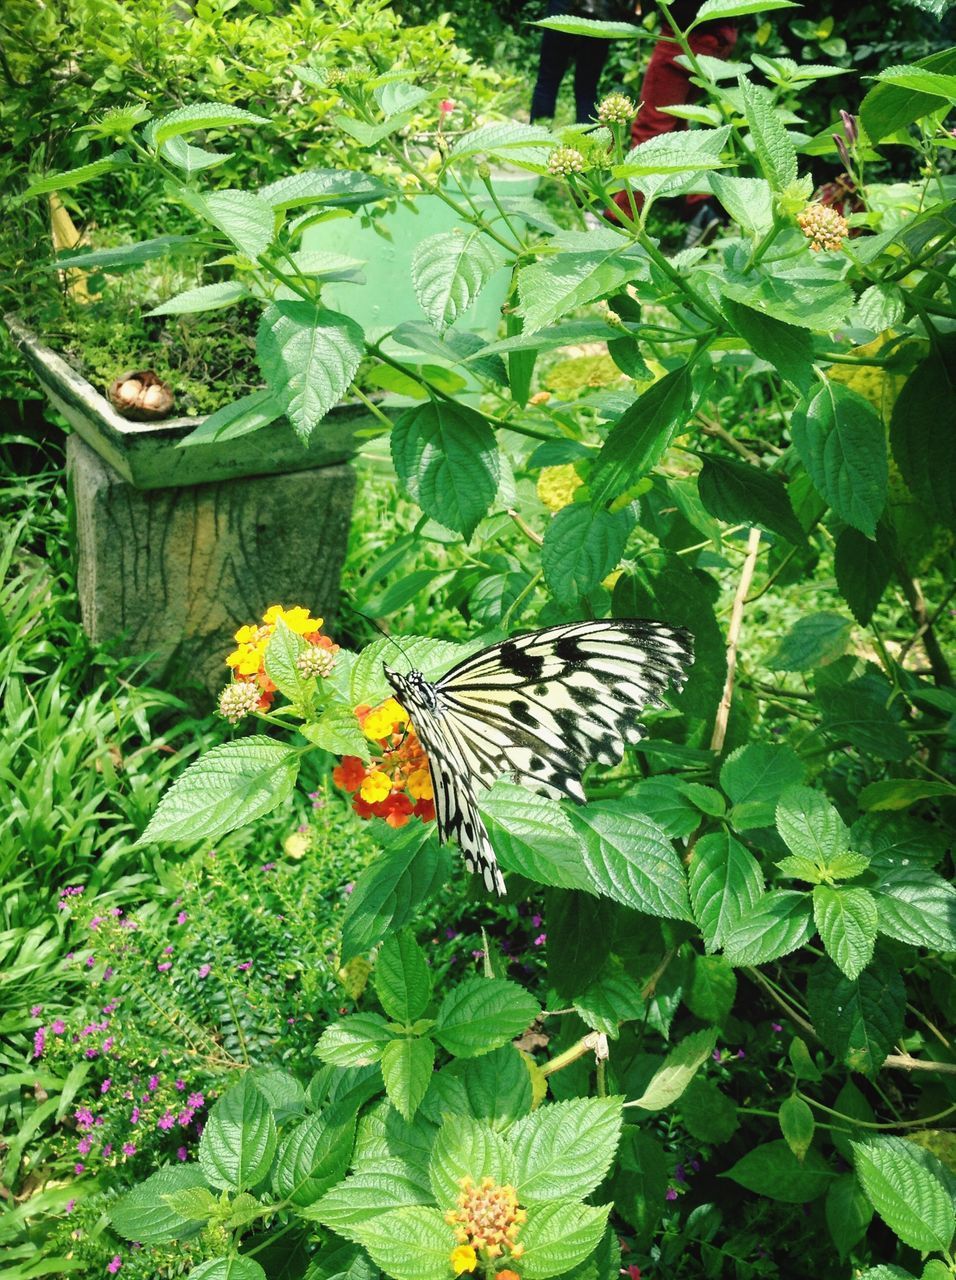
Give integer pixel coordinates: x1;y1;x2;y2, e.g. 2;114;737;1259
122;1142;136;1157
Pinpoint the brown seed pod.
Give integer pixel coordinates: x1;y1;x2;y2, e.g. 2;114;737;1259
108;369;175;421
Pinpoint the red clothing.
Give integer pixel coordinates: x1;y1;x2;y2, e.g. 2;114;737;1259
612;22;738;217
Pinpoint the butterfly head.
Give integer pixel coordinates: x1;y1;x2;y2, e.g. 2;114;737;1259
384;665;439;713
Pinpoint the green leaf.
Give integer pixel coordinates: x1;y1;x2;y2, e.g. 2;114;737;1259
857;283;905;333
535;14;641;35
571;801;692;920
697;453;805;543
161;136;232;176
589;367;693;507
511;1096;623;1202
692;0;799;23
179;389;284;448
547;892;618;999
272;1108;356;1208
541;504;631;601
789;1036;823;1082
350;634;477;707
573;959;646;1038
834;526;894;626
109;1165;208;1242
890;352;956;530
350;1205;455;1280
874;66;956;100
821;681;909;762
627;1027;718;1111
708;174;774;237
249;1067;306;1122
479;783;591;891
263;616;307;703
257;301;364;440
792;383;887;537
259;167;389;211
519;1200;613;1279
779;1094;815;1162
341;830;452;963
199;1075;277;1192
680;1078;739;1144
826;1174;874;1259
436;1046;533;1130
739;77;797;190
516;245;645;334
766;611;852;671
161;1186;219;1222
688;831;764;952
861;47;956;142
54;234;194;271
628;776;701;838
179;188;274;259
721;297;813;394
391;400;499;539
859;778;956;811
331;109;417;147
375;932;432;1024
434;976;538;1059
724;1141;832;1202
151;102;268;147
23;151;131;198
301;706;370;759
852;1137;954;1252
189;1259;266;1280
309;1159;432;1235
720;742;804;830
412;230;504;334
316;1014;394;1068
686;954;737;1024
776;785;850;867
138;737;299;846
722;891;815;965
450;121;553;162
381;1036;435;1122
428;1113;509;1206
148;280;249;316
873;868;956;950
807;956;905;1076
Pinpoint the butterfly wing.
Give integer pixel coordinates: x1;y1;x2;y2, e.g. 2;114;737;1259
436;619;693;801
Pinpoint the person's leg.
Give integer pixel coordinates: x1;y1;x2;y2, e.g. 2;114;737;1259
531;5;577;120
572;35;612;123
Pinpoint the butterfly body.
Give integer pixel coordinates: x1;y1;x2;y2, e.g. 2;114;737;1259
385;619;693;896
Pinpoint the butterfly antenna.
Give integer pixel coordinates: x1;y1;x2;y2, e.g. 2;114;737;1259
339;600;413;672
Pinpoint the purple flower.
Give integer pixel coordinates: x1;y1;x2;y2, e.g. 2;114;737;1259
262;861;278;872
30;1004;42;1017
665;1188;678;1201
74;1163;85;1175
177;1146;188;1161
75;1108;94;1129
84;1048;98;1059
839;108;858;144
176;911;187;924
178;1109;195;1127
86;956;95;968
157;961;171;972
533;933;547;947
107;1256;122;1274
197;964;211;979
130;1106;140;1124
122;1142;136;1157
237;961;252;971
102;1143;113;1158
101;1079;111;1094
103;967;114;980
675;1164;687;1183
33;1026;45;1059
736;1049;746;1060
163;945;174;955
51;1018;66;1034
157;1111;175;1131
109;906;123;917
89;917;104;931
471;949;484;960
343;882;355;895
445;927;458;940
65;1199;76;1213
148;1075;159;1091
174;1079;185;1091
77;1136;93;1155
531;914;543;927
771;1022;782;1033
712;1049;721;1061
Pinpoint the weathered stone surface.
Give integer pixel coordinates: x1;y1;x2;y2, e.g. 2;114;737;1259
67;434;355;695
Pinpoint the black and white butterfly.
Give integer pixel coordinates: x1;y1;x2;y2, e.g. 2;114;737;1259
384;618;693;895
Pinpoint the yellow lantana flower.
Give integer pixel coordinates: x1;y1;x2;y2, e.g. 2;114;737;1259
263;604;324;634
537;464;583;513
450;1245;477;1275
362;698;409;741
407;767;433;801
359;771;392;804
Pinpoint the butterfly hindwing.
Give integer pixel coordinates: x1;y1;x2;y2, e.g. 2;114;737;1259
385;619;693;895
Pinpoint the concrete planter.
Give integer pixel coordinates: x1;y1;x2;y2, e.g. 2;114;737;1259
6;315;360;695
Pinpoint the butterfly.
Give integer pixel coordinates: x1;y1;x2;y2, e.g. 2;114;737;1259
384;618;694;895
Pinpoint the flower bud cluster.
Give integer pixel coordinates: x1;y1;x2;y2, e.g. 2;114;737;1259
797;202;849;252
597;92;636;126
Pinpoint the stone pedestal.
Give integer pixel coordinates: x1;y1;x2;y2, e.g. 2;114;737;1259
66;434;356;695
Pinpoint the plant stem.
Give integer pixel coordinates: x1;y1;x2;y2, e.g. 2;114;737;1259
710;527;761;753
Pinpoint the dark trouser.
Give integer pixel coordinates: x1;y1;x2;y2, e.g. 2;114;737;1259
530;0;613;124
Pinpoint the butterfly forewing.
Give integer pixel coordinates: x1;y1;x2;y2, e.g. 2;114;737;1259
385;619;693;895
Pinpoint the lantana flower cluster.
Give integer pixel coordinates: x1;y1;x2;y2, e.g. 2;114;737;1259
333;697;435;828
446;1175;527;1272
220;604;339;719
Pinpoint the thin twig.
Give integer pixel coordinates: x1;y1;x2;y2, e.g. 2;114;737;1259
697;417;762;465
884;1053;956;1076
507;508;544;546
897;577;956;681
710;527;761;753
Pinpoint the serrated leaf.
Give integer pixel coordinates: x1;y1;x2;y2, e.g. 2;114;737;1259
724;1141;832;1202
857;283;905;332
779;1095;815;1162
450;121;554;163
381;1037;435;1122
721;297;813;394
412;230;504;333
573;959;646;1038
350;1205;455;1280
199;1076;277;1192
434;976;538;1059
308;1159;432;1235
257;301;364;440
776;785;850;868
628;1027;718;1111
720;742;805;830
873;869;956;950
766;612;852;671
302;706;370;758
697;452;805;542
571;802;692;920
807;956;905;1076
479;783;591;890
375;933;432;1024
541;504;632;601
826;1174;874;1258
391;400;499;539
161;1186;219;1221
739;77;797;190
511;1096;623;1202
852;1136;954;1252
535;14;641;35
180;188;274;259
722;890;815;965
272;1108;356;1207
834;525;894;625
589;366;693;506
148;280;249;316
138;737;299;846
693;0;799;23
24;151;131;198
260;167;389;211
520;1200;613;1279
55;234;194;271
316;1014;394;1068
428;1112;509;1205
161;136;232;175
109;1165;208;1242
859;778;956;811
681;1078;739;1144
341;830;452;963
152;102;268;147
890;352;956;530
688;831;764;952
709;173;774;236
190;1259;265;1280
686;954;737;1024
350;634;477;707
262;616;307;702
179;389;283;448
792;383;888;537
516;247;644;335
